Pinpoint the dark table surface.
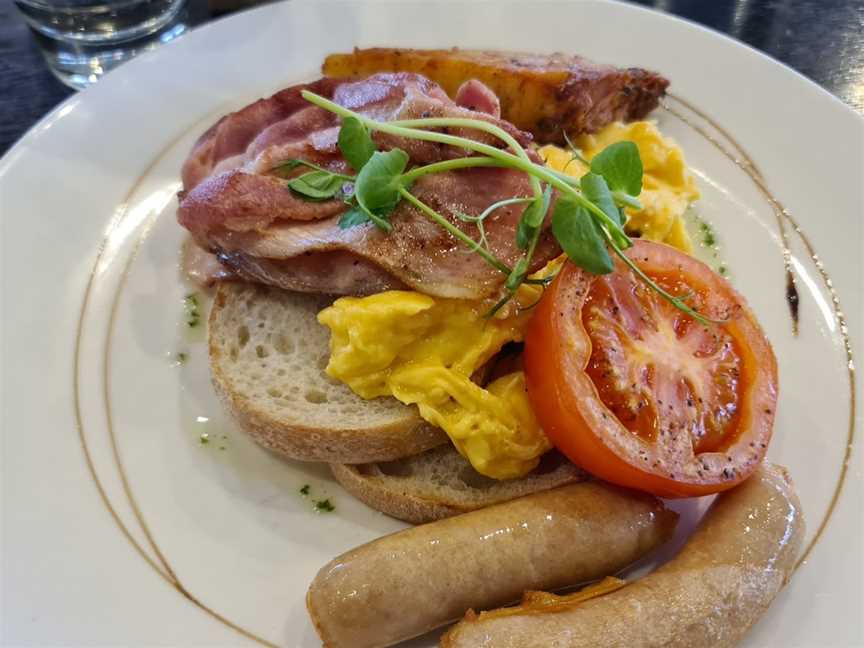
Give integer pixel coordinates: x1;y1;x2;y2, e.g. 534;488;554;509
2;0;862;156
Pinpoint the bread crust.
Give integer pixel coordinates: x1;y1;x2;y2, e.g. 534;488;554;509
330;448;587;523
330;462;462;523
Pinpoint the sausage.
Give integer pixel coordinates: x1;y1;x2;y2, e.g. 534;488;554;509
306;482;678;648
441;463;805;648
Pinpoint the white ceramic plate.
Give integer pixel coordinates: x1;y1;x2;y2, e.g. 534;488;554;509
2;1;862;646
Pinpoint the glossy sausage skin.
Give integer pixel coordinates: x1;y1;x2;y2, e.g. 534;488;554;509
306;482;678;648
442;464;805;648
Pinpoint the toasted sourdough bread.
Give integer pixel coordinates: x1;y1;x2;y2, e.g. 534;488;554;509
208;281;447;462
331;446;588;524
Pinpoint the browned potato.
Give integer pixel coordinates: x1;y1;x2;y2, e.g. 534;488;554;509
322;48;668;143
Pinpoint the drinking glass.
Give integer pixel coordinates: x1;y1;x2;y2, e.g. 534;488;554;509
14;0;189;89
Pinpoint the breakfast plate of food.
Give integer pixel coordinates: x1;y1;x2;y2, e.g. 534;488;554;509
2;1;862;646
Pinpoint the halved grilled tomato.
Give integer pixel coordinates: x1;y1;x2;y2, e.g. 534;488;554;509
524;240;777;498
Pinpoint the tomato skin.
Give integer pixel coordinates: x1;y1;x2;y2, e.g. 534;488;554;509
524;241;778;498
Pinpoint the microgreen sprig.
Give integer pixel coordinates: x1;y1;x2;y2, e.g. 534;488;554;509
397;187;511;274
273;158;354;178
338;116;376;171
562;131;591;168
277;90;713;325
455;197;535;254
301;90;632;248
607;244;721;326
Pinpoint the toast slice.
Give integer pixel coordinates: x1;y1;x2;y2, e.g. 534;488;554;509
331;446;588;524
208;281;447;463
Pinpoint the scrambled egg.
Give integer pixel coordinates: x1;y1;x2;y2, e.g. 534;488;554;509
318;291;550;479
319;122;700;480
540;121;700;252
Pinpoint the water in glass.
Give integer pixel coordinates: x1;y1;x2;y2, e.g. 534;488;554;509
14;0;189;89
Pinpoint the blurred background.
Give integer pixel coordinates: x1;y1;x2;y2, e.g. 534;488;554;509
1;0;862;155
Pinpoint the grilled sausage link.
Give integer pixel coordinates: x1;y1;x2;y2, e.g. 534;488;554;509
442;463;804;648
307;482;677;648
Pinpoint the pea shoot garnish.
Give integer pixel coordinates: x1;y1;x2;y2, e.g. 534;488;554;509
275;90;715;325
